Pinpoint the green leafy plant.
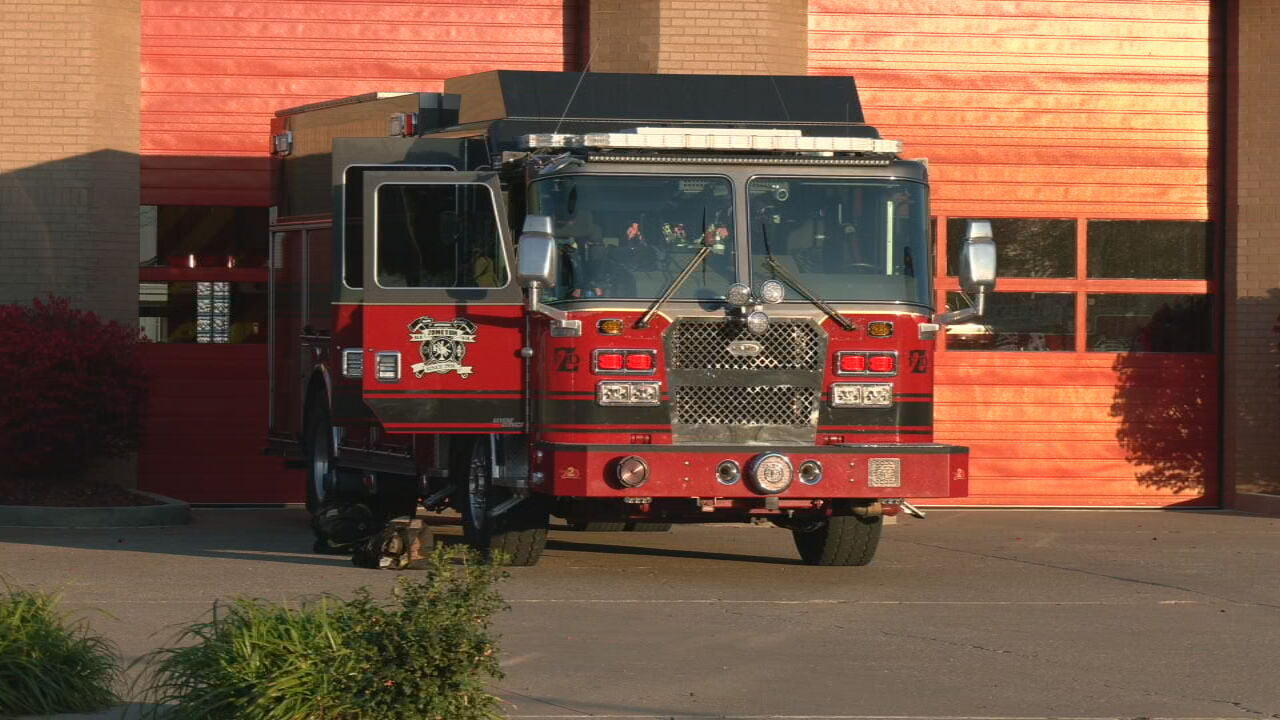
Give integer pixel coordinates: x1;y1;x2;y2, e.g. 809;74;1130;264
141;546;508;720
0;583;120;716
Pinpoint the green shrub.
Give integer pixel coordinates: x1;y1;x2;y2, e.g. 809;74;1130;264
142;546;508;720
0;584;120;716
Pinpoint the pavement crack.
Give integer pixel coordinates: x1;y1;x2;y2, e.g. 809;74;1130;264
895;539;1280;612
1221;699;1280;717
877;628;1019;657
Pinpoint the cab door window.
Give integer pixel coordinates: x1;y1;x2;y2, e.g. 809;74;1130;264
374;183;508;289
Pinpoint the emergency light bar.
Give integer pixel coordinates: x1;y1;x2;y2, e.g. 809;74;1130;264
522;128;902;155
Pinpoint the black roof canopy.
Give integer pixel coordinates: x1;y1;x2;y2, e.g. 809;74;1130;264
444;71;869;129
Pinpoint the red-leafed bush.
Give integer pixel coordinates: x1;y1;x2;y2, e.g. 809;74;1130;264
0;297;148;481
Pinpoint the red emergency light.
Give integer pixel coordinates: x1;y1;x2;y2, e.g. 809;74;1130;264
593;349;657;374
838;354;867;373
868;354;896;374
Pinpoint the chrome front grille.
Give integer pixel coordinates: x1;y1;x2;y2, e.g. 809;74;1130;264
667;318;821;371
673;385;819;426
664;318;826;441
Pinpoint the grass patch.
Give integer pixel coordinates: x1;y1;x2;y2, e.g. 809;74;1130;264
0;583;120;716
140;545;508;720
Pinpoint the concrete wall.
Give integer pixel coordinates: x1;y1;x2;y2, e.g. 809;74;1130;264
0;0;140;325
1225;0;1280;507
589;0;807;75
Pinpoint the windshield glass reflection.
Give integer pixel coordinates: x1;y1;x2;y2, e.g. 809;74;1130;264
529;175;735;302
748;178;931;305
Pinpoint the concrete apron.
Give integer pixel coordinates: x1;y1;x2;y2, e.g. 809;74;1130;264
0;492;189;528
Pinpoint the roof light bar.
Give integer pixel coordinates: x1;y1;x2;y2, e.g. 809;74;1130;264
521;128;901;155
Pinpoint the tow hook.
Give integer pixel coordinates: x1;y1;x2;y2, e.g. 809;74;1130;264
900;500;927;519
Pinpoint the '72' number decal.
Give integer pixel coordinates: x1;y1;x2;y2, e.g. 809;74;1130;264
908;350;929;373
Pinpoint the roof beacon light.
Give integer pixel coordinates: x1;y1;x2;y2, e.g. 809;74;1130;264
521;128;902;155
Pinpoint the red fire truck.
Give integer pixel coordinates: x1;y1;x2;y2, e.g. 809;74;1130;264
266;71;996;568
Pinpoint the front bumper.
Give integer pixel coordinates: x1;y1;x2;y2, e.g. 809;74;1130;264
534;443;968;499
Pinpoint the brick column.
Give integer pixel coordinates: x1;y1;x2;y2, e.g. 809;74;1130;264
1224;0;1280;510
0;0;140;326
587;0;807;75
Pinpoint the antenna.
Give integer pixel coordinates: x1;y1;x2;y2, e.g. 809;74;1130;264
768;76;792;123
553;31;598;135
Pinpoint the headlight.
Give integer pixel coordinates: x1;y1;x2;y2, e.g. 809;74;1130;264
597;381;661;406
758;279;785;304
726;283;752;308
745;311;770;335
830;383;894;408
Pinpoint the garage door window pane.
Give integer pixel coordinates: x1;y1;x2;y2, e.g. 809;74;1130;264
1087;221;1211;279
139;282;268;344
1087;294;1211;352
945;292;1075;351
947;218;1075;278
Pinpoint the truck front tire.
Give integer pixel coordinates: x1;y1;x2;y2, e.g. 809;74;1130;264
452;436;548;567
304;403;334;515
791;511;882;566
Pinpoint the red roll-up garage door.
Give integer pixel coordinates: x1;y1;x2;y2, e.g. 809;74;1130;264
810;0;1219;506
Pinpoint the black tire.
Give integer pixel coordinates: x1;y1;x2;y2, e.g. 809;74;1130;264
792;512;882;566
453;436;548;567
303;404;335;516
568;520;627;532
626;522;672;532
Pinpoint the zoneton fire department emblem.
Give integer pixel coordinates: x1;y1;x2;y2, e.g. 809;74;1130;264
408;317;477;378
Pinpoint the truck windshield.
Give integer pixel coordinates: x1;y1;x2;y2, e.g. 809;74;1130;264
748;178;931;306
529;175;735;302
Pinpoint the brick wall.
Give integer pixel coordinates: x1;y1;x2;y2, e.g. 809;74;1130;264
589;0;806;75
589;0;661;73
0;0;140;325
1225;0;1280;500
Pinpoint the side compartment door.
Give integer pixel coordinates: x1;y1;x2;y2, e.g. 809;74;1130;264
360;171;525;433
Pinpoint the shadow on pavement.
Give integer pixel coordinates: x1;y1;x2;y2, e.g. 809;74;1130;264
0;508;800;568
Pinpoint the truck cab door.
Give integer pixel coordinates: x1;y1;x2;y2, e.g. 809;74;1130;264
360;171;525;433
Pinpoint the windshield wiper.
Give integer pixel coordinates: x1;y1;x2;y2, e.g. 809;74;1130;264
636;245;712;329
636;209;714;329
760;223;854;332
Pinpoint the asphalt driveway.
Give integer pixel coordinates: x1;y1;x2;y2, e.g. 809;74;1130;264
2;507;1278;719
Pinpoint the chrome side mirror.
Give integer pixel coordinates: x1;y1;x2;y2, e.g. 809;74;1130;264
516;215;558;289
516;214;579;336
959;220;997;296
936;220;997;325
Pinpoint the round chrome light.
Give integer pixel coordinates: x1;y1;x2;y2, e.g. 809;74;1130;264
746;452;793;495
758;279;786;304
616;456;649;488
726;283;752;308
798;459;823;486
716;459;741;485
745;310;770;335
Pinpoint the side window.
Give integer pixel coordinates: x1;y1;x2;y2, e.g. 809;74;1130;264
375;183;508;289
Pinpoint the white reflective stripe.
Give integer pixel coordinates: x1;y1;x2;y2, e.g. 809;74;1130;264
520;130;902;154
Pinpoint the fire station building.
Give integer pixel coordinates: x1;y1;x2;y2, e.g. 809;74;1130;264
1;0;1276;512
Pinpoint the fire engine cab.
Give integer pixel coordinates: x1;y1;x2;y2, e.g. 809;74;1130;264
266;71;996;567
